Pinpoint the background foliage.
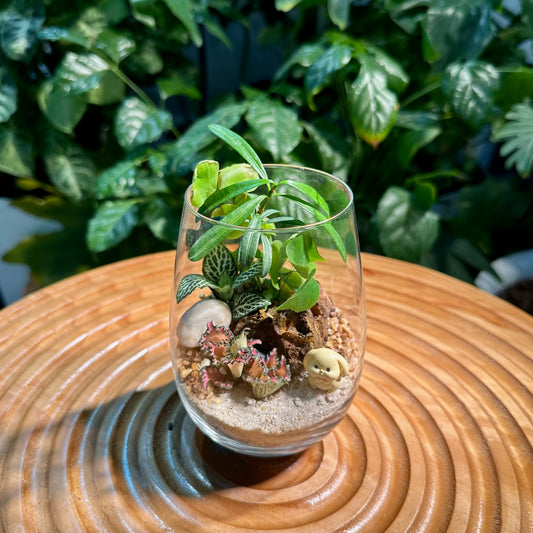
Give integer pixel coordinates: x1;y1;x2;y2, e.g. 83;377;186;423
1;0;532;287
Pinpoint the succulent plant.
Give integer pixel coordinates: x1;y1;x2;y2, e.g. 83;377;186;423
197;321;291;398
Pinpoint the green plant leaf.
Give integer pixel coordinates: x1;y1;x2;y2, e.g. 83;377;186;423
360;43;410;94
493;103;533;177
232;259;264;289
176;274;218;302
347;62;398;147
188;195;266;261
0;9;43;61
328;0;350;30
238;213;262;269
85;71;126;105
286;233;324;267
496;67;533;112
157;77;201;100
0;65;17;122
231;292;271;320
162;0;202;47
441;60;499;127
274;43;324;80
38;81;87;134
422;0;493;67
260;233;272;277
245;100;302;161
376;186;440;262
95;160;141;199
143;197;180;245
278;179;330;216
209;123;268;179
304;44;352;101
395;127;441;169
87;199;141;252
276;276;320;312
55;52;110;95
191;160;219;207
202;244;238;284
94;29;136;64
42;133;96;202
0;125;33;177
199;179;266;215
275;0;304;11
114;97;173;150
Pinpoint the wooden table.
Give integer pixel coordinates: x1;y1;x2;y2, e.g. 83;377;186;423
1;251;532;532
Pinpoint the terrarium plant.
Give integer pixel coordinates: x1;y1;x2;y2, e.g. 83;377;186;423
169;124;366;456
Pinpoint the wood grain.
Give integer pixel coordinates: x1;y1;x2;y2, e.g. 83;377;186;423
0;251;532;532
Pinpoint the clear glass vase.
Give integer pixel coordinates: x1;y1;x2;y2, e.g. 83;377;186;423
169;164;366;456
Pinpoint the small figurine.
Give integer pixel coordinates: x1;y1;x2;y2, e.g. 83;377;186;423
303;348;349;392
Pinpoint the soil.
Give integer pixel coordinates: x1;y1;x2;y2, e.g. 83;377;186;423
498;279;533;316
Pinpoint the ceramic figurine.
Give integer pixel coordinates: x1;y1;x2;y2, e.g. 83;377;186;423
303;348;349;391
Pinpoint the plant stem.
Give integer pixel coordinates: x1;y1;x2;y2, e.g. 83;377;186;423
400;81;440;109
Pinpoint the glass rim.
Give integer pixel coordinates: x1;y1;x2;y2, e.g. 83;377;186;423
184;163;354;233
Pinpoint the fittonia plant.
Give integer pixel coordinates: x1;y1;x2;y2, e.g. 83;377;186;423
176;124;347;319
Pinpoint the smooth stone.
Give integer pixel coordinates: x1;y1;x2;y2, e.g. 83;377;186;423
177;299;232;348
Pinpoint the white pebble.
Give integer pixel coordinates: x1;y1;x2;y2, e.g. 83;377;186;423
177;299;232;347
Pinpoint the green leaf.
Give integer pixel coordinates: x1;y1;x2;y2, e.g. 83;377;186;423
360;43;410;94
176;274;217;302
0;9;43;61
95;160;141;199
328;0;350;30
208;124;268;179
199;179;266;216
495;67;533;112
276;277;320;312
376;186;440;262
232;259;264;289
85;71;126;105
42;133;96;202
286;233;324;267
238;213;262;269
202;244;238;284
384;0;428;34
94;30;136;64
422;0;493;67
191;160;219;208
168;103;246;173
274;43;324;81
157;77;201;100
143;197;180;245
347;61;398;147
87;199;140;252
231;292;270;320
395;127;441;169
441;61;499;127
304;44;352;100
0;125;33;177
55;52;110;95
493;103;533;177
37;81;87;134
114;97;173;150
245;100;303;161
188;195;266;261
0;65;17;122
260;233;272;277
162;0;202;46
275;0;304;11
278;179;330;216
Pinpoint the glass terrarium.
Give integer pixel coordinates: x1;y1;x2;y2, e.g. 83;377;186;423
169;126;366;456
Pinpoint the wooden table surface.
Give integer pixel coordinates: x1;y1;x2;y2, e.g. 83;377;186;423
0;251;532;532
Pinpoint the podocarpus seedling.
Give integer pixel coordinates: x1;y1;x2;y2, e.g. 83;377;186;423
176;123;348;319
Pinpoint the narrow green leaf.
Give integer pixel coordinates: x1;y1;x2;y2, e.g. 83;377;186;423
188;195;266;261
199;179;266;215
328;0;350;30
238;213;262;269
275;0;304;11
260;233;272;277
276;277;320;312
87;199;140;252
279;179;330;216
208;124;268;180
